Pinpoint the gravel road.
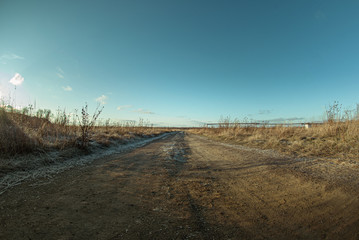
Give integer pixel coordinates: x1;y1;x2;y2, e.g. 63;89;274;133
1;131;358;239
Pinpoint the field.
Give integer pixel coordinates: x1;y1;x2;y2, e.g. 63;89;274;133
0;104;170;155
1;103;359;239
1;131;359;239
190;120;359;161
190;102;359;161
0;104;171;182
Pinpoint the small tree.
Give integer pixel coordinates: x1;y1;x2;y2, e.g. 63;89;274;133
76;103;103;148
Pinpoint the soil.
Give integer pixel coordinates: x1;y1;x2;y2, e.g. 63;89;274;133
1;132;359;239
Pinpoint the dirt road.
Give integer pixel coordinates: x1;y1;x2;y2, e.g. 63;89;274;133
1;132;359;239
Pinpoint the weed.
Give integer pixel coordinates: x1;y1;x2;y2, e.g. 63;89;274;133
76;103;103;148
190;102;359;161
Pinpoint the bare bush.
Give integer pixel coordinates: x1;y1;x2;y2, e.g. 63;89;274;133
76;103;103;148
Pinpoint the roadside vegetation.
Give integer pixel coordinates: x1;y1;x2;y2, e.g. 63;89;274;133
0;101;172;193
0;102;170;157
190;102;359;161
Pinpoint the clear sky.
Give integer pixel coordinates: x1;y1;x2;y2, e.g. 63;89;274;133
1;0;359;126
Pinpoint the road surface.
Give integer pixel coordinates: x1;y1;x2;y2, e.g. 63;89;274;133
1;132;358;239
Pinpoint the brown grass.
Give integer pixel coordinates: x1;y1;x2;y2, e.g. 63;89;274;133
0;106;170;157
189;120;359;161
0;109;37;155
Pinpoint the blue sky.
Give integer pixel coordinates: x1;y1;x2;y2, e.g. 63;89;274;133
1;0;359;126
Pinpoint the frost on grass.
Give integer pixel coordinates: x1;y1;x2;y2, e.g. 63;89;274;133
0;132;173;195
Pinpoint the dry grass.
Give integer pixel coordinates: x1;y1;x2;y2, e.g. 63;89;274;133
0;105;172;187
0;106;170;158
0;109;38;155
189;120;359;161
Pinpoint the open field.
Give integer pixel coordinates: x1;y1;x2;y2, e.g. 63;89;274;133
1;132;359;239
3;1;359;239
0;106;170;155
189;120;359;161
1;104;359;239
0;106;171;178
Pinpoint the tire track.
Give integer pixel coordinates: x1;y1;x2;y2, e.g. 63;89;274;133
1;132;359;239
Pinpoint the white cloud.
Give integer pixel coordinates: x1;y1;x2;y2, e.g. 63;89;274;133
9;73;24;86
133;108;154;114
258;109;272;115
56;67;65;78
0;53;24;64
0;53;24;60
56;67;64;74
62;86;72;91
117;105;132;110
56;73;64;79
95;95;108;105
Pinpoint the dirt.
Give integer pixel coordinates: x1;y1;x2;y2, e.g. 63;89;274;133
1;132;359;239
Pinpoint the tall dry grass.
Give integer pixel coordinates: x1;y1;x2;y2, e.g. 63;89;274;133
0;104;170;157
0;108;37;155
190;103;359;161
190;121;359;160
